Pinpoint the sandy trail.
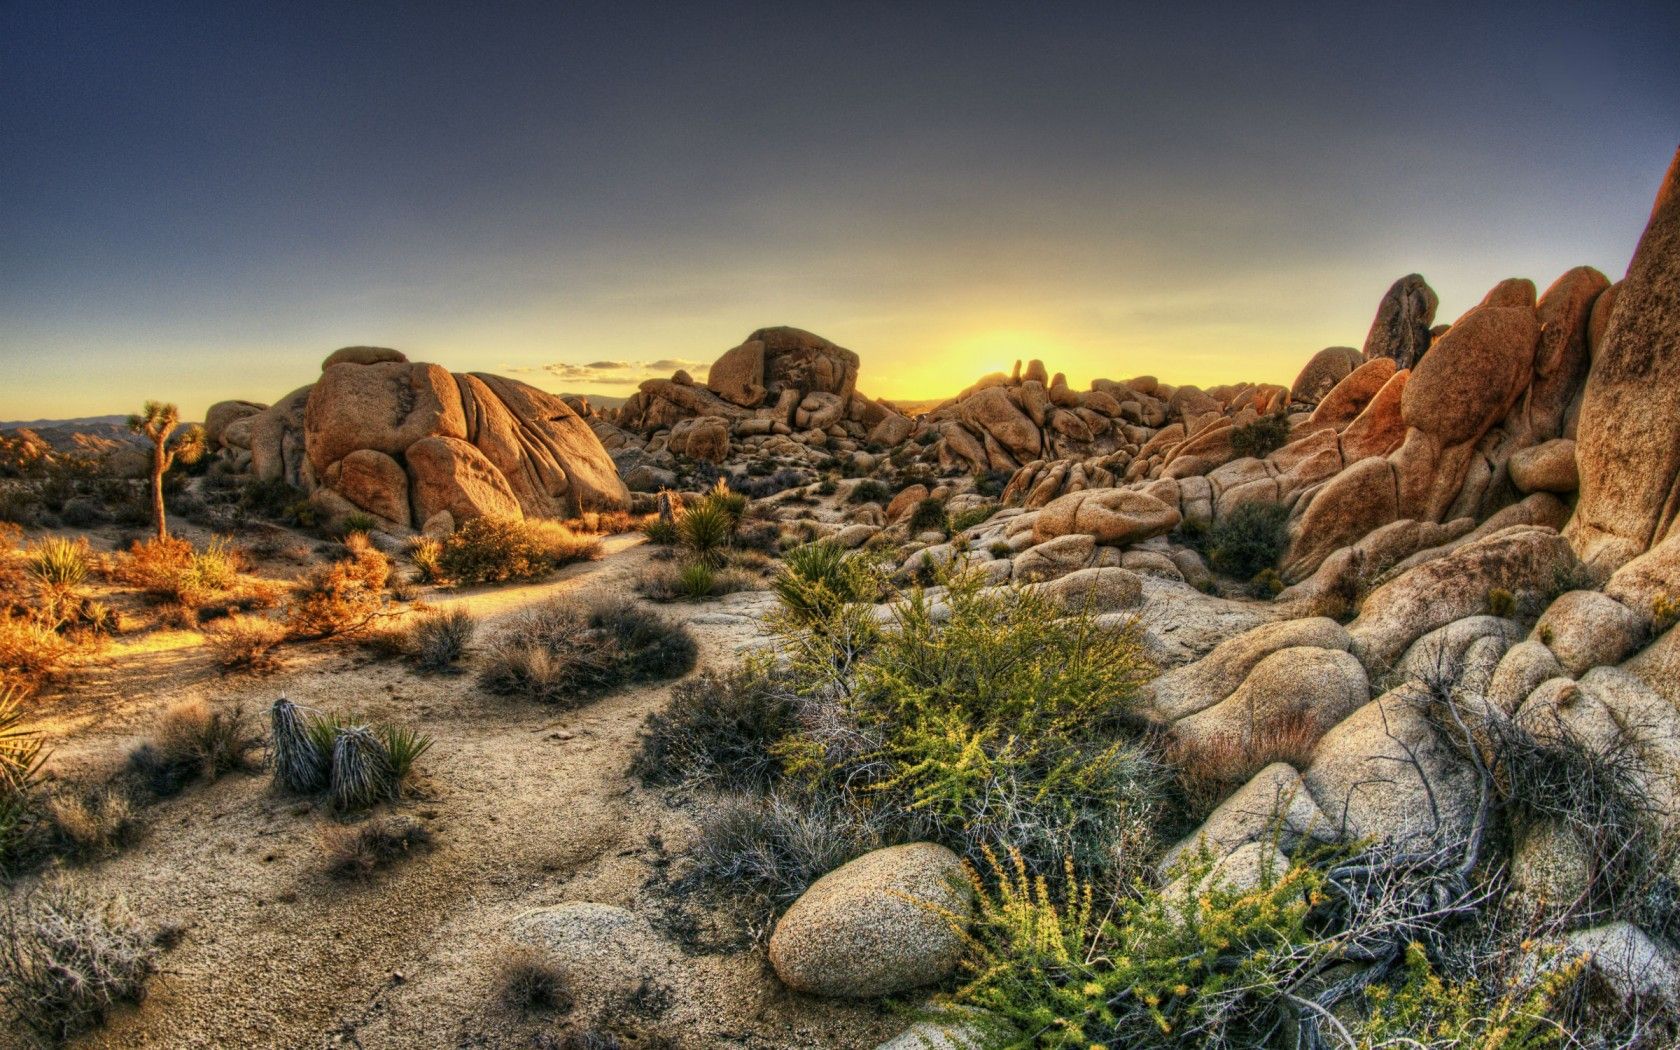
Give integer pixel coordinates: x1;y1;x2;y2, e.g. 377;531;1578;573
12;538;897;1050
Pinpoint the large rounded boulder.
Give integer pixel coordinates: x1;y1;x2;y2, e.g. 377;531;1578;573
769;843;970;999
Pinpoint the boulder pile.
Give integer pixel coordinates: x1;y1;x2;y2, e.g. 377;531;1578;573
205;348;628;533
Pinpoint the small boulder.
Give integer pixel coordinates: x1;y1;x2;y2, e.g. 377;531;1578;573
886;484;930;523
321;345;408;370
1032;488;1180;547
1532;590;1646;676
1031;566;1143;612
769;843;970;999
1509;438;1578;494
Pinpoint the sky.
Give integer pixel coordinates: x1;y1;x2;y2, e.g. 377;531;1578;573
2;1;1678;421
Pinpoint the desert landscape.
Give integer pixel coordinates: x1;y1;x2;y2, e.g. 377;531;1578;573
4;4;1680;1049
0;146;1676;1047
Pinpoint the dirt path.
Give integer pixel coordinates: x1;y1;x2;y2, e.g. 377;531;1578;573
12;539;899;1050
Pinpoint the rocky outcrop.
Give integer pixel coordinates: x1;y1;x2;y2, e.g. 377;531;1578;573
1567;147;1680;575
1362;274;1438;370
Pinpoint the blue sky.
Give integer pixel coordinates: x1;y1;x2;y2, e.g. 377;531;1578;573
2;0;1677;419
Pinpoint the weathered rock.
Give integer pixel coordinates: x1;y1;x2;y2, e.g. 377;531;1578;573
886;484;930;523
1307;357;1397;430
1486;639;1565;714
1172;647;1368;780
960;386;1041;461
668;415;730;463
1567;147;1680;574
707;338;767;407
325;448;410;527
1563;923;1680;1012
1348;526;1578;670
465;374;629;515
1283;458;1398;582
1532;590;1646;676
405;435;524;524
1394;615;1521;696
1511;267;1610;444
1291;346;1363;405
769;843;969;999
1012;533;1096;582
1362;274;1439;370
1508;438;1577;493
305;361;466;473
249;384;313;486
204;399;266;451
1030;566;1143;613
1146;617;1351;722
1032;488;1180;546
1302;691;1480;845
510;902;680;1014
1161;762;1332;873
321;345;408;370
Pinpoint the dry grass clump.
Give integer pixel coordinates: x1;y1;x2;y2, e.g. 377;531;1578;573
0;880;161;1044
407;608;475;670
480;598;697;707
203;613;287;671
109;535;277;622
435;516;602;585
1167;710;1325;820
498;946;573;1014
321;815;434;880
0;613;69;688
283;535;391;639
1;683;47;870
634;559;759;603
44;786;141;860
127;700;263;797
560;509;644;536
632;660;793;792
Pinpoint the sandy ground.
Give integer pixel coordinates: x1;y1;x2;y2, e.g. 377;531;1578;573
10;534;903;1050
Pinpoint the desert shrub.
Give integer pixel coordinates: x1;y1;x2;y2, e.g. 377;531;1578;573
27;537;90;591
641;517;679;546
774;573;1163;880
376;722;434;794
676;500;734;567
203;613;287;671
0;880;161;1044
283;542;391;638
687;791;901;916
1;684;47;870
973;469;1012;498
988;540;1013;559
1356;940;1584;1050
636;560;757;603
1228;411;1292;459
848;479;891;505
127;701;263;797
481;598;696;706
409;608;475;670
45;785;140;860
702;479;748;524
949;503;999;533
111;534;246;611
0;613;69;686
1249;567;1284;598
1168;710;1324;820
1200;501;1289;579
633;659;794;791
907;497;949;535
769;540;882;624
322;815;434;879
733;468;806;499
498;946;572;1013
437;516;601;585
340;511;378;536
240;477;306;520
271;697;328;793
408;536;444;583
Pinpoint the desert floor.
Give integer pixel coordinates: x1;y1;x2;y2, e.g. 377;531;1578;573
15;534;903;1050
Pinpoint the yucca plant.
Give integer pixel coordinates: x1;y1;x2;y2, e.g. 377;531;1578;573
677;501;734;567
641;517;680;546
330;725;393;811
376;723;433;795
270;697;328;793
27;537;89;590
771;540;880;623
1;685;46;869
704;479;748;525
676;561;717;600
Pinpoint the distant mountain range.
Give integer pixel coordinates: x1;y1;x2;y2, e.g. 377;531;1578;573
0;415;150;453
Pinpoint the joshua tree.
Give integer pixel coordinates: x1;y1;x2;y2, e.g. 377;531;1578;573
126;401;205;540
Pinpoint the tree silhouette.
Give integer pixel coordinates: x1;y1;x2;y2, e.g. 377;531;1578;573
126;401;205;540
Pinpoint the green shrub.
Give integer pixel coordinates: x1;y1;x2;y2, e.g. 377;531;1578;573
408;537;444;583
481;598;697;706
633;659;794;791
770;540;881;624
949;503;999;533
676;501;734;567
341;512;378;536
642;517;680;546
908;497;949;535
1228;412;1292;459
376;723;434;794
0;881;160;1044
1201;502;1289;579
848;479;891;505
437;517;602;585
1249;567;1284;598
1487;587;1516;619
637;559;757;602
27;537;90;590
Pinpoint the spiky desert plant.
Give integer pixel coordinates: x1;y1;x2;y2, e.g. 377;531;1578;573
270;697;328;794
330;725;393;811
1;684;47;869
26;536;89;590
375;723;433;795
126;400;205;540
